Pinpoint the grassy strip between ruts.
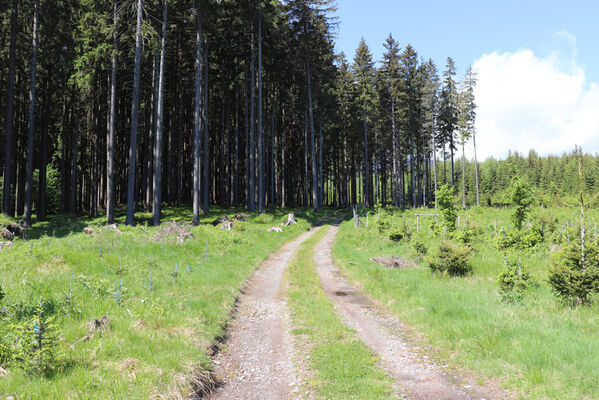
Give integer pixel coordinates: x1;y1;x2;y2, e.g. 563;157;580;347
285;224;396;400
0;207;323;399
332;208;599;400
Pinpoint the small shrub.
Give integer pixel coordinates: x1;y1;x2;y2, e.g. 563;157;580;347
11;300;65;376
388;221;411;243
410;239;427;260
504;176;534;230
451;229;475;245
427;241;473;277
497;259;536;303
495;228;541;250
429;219;442;237
548;239;599;306
376;215;389;234
388;229;404;242
436;184;457;232
0;284;5;303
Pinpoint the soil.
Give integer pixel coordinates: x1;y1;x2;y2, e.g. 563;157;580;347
207;227;321;400
312;222;511;400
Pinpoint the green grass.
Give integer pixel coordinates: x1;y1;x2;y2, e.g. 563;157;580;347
0;207;323;399
285;224;395;400
332;206;599;400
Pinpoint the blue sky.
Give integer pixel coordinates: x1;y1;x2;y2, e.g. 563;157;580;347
335;0;599;80
334;1;599;159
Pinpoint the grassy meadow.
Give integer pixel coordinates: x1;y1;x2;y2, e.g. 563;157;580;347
0;207;322;399
333;206;599;400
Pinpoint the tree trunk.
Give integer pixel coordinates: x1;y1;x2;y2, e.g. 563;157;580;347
450;136;455;186
319;110;324;209
202;41;210;213
192;8;202;225
248;35;256;211
462;142;466;210
257;0;264;213
363;105;369;208
234;86;240;207
24;0;40;228
432;127;437;209
304;112;309;207
107;0;118;223
305;48;318;212
152;0;168;226
391;98;398;207
473;131;480;206
38;75;49;221
2;0;18;216
125;0;144;225
70;113;79;213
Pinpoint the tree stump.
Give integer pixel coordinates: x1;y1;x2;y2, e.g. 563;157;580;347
220;221;233;231
285;213;296;226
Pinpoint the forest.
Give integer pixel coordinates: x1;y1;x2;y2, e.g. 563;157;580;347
2;0;589;226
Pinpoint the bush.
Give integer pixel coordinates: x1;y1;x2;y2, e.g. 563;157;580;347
388;219;411;242
497;259;536;303
11;300;65;376
436;184;457;232
388;229;406;242
0;284;5;303
376;215;389;234
504;176;534;230
495;228;542;250
548;239;599;306
410;239;427;260
427;241;473;277
451;229;475;245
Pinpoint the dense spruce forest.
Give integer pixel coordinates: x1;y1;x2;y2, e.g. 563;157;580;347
0;0;595;227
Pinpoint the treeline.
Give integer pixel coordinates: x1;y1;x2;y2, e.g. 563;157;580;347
454;149;599;207
0;0;480;227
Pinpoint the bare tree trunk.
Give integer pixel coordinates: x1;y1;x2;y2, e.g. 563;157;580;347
257;0;264;213
202;41;210;213
473;131;480;206
304;112;309;207
125;0;144;225
24;0;40;228
319;110;324;209
2;0;18;216
192;8;202;225
306;49;318;211
70;113;79;213
107;0;118;223
391;98;398;206
248;35;256;211
363;105;369;208
234;86;240;207
461;142;466;209
145;53;159;212
432;125;437;209
38;75;50;221
152;0;168;226
450;136;455;186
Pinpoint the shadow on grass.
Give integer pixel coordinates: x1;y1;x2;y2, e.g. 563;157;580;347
21;205;335;240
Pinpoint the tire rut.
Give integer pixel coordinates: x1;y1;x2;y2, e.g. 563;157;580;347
207;226;322;400
312;222;508;400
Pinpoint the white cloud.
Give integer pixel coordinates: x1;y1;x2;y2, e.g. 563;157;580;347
469;35;599;160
